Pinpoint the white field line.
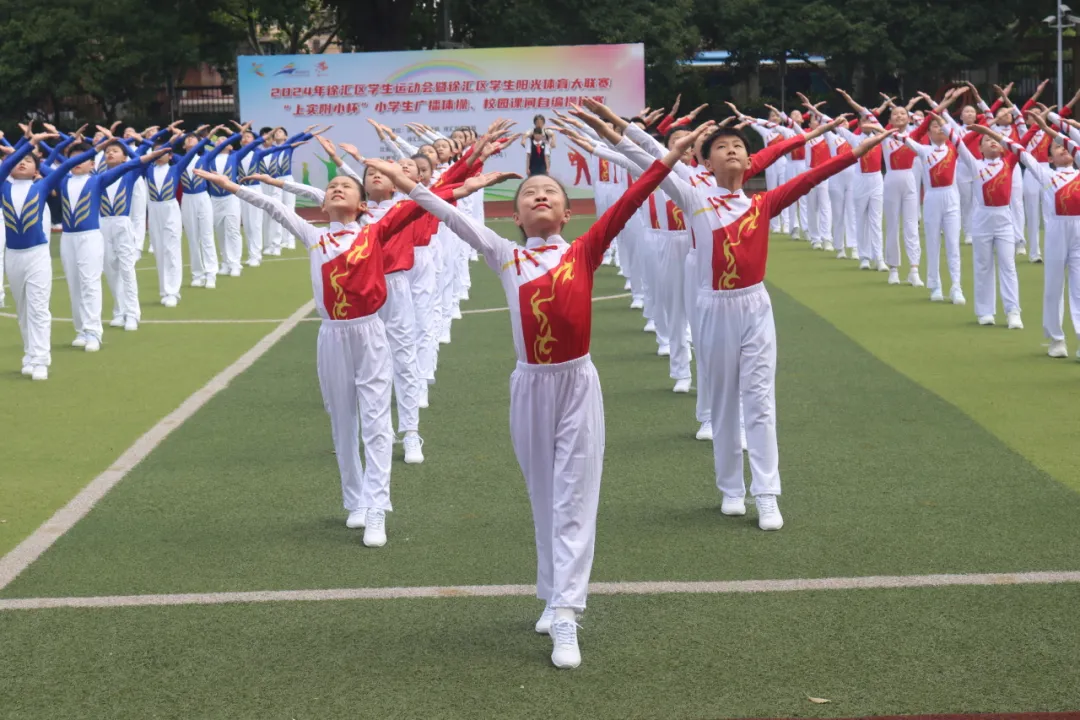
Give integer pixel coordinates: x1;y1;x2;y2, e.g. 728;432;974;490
0;294;632;325
0;300;317;592
3;571;1079;611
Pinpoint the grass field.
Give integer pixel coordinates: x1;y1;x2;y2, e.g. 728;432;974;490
2;217;1079;719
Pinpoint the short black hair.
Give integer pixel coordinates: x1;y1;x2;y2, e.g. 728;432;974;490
64;141;94;157
701;128;749;160
259;126;273;137
533;114;545;124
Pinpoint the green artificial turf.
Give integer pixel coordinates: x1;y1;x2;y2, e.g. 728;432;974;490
3;584;1079;719
764;234;1080;492
0;240;313;557
6;220;1080;599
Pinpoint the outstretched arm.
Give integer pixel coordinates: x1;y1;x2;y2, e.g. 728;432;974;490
194;169;320;249
768;130;894;214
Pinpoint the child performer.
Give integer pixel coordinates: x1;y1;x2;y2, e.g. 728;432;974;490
587;98;890;532
953;121;1024;329
366;123;709;671
195;163;507;547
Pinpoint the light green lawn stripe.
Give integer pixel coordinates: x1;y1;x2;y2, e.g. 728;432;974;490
765;234;1080;491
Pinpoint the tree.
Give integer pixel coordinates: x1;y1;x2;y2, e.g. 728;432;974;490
216;0;343;55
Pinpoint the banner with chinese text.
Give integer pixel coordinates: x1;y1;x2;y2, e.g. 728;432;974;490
236;44;646;203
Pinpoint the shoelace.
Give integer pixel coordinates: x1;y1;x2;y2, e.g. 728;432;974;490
756;496;778;515
367;511;385;530
552;619;580;646
404;436;424;450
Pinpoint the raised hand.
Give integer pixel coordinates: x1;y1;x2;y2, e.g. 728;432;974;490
192;168;234;189
96;125;115;139
464;171;521;192
243;172;274;185
683;103;709;122
852;128;897;157
670;120;715;155
338;142;362;161
315;135;338;158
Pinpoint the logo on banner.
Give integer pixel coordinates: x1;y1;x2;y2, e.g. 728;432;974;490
315;61;329;76
250;62;264;77
275;62;310;77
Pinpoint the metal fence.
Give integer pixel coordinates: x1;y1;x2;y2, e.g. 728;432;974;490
175;85;236;117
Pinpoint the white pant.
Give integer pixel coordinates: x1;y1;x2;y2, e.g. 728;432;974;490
148;200;183;299
240;194;264;264
436;226;458;333
807;179;832;245
685;248;709;424
957;178;975;242
852;174;884;262
766;158;789;232
378;272;423;434
698;283;780;499
922;187;961;291
317;315;394;512
6;244;52;368
407;244;439;383
60;230;104;340
212;195;243;273
101;217;140;321
1022;168;1043;257
0;236;5;306
1010;171;1025;246
280;178;297;250
510;354;603;613
132;178;148;253
973;234;1021;318
261;183;284;254
181;192;217;282
829;171;856;250
884;169;920;268
650;228;692;379
639;219;662;334
1043;217;1080;341
785;159;809;238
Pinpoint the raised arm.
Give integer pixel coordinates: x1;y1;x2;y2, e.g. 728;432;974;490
194;168;320;249
768;130;893;214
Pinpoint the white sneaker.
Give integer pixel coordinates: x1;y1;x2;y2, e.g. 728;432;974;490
811;241;823;250
549;616;582;669
535;605;555;634
657;344;670;357
346;509;367;529
71;334;87;348
461;290;470;301
978;315;995;326
403;434;425;464
363;509;387;547
623;280;631;291
84;337;101;353
696;421;713;441
1007;310;1023;330
756;494;783;530
740;426;747;451
124;317;139;332
930;289;944;303
191;277;206;288
230;268;242;277
836;249;846;259
673;378;691;393
1048;339;1069;358
1031;255;1043;264
629;298;644;310
1016;244;1027;256
31;366;48;381
21;365;33;376
965;236;974;245
439;330;451;344
163;295;178;308
418;384;429;409
950;287;966;306
721;496;746;516
907;269;924;287
887;269;900;285
205;278;216;290
643;320;656;333
109;316;125;328
451;307;462;320
246;259;261;267
823;241;835;252
876;260;889;272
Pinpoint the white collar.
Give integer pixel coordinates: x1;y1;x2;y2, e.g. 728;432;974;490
328;221;361;233
525;235;567;250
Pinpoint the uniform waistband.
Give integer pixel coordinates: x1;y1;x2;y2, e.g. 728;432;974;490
514;353;593;375
703;282;767;300
319;312;381;329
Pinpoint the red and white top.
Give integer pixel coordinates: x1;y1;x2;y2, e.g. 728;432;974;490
1010;135;1080;217
661;153;857;292
904;117;960;190
954;134;1020;237
237;187;438;321
408;161;671;365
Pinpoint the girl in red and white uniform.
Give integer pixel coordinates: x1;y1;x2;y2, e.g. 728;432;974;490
951;121;1024;329
869;102;923;287
999;113;1080;356
194;165;497;548
780;109;811;240
835;92;893;270
973;85;1028;254
368;123;708;671
902;90;967;305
